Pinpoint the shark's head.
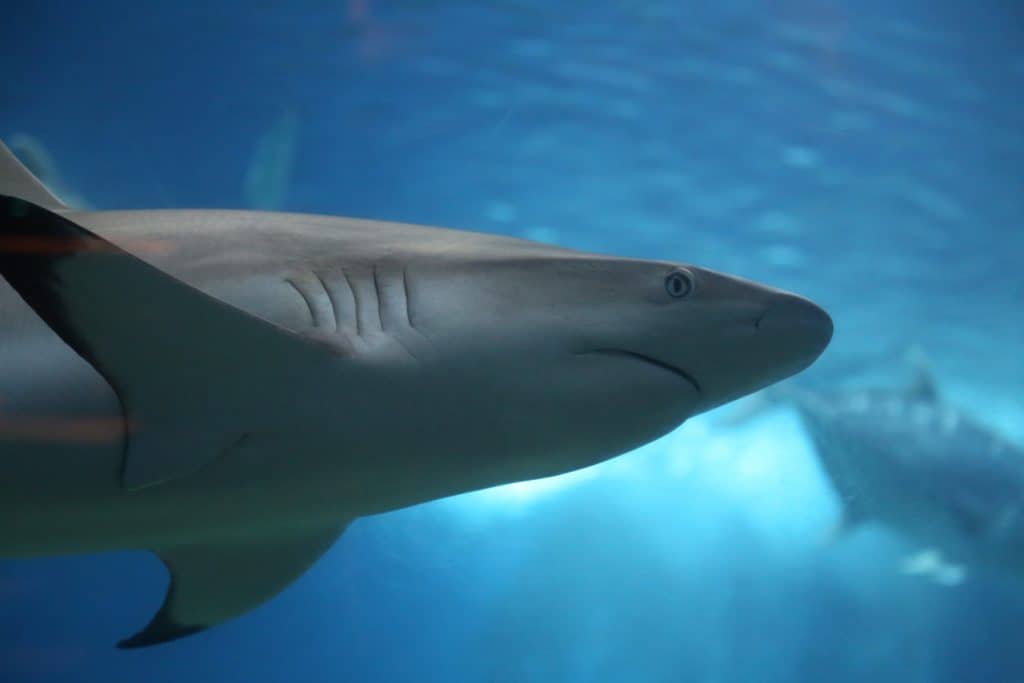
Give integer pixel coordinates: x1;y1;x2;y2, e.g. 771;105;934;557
398;244;832;476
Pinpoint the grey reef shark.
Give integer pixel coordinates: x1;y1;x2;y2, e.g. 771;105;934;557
781;360;1024;586
0;140;832;647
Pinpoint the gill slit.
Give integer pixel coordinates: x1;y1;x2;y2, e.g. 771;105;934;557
401;266;417;331
313;271;340;332
341;268;362;337
285;277;318;328
372;265;385;331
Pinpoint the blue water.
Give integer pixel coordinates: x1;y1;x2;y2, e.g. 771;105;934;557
2;1;1023;681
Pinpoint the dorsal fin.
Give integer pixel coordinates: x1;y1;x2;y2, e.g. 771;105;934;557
906;346;939;402
0;140;66;210
908;367;939;402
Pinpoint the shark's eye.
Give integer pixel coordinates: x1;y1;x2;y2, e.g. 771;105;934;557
665;270;693;299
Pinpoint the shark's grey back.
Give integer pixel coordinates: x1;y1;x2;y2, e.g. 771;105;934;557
1;207;571;336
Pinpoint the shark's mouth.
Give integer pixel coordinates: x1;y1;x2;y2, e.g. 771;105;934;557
581;349;702;394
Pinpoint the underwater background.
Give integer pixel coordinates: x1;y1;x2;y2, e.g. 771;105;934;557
1;1;1022;681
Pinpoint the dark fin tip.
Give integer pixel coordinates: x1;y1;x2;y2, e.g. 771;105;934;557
2;194;30;216
116;620;206;650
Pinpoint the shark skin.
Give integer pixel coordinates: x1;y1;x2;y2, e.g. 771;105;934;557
0;141;832;647
786;369;1024;584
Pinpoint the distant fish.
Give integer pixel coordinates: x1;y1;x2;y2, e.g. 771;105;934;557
785;362;1024;586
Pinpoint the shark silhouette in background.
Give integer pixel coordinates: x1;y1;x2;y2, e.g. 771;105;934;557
777;362;1024;586
0;140;832;647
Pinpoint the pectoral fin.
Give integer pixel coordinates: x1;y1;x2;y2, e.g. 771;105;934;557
118;523;348;649
0;196;342;489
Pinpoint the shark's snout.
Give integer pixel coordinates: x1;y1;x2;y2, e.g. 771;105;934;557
755;294;834;359
682;273;833;415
